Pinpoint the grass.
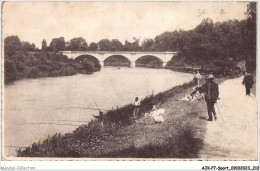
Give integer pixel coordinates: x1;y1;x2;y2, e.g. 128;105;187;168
16;76;232;158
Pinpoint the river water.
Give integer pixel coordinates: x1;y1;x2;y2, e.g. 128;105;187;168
3;67;193;156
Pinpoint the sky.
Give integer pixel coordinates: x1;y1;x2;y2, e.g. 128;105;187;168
3;1;248;48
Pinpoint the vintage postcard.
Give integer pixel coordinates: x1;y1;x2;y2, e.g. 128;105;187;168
1;1;258;164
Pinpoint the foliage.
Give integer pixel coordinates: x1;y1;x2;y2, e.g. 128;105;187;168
98;39;111;51
3;48;100;84
42;39;47;51
65;37;88;51
88;42;98;51
243;2;256;72
141;38;154;51
50;37;66;52
124;37;140;51
4;35;22;57
21;41;36;51
111;39;124;51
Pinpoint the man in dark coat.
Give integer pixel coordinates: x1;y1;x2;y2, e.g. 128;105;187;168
242;72;254;96
198;74;219;121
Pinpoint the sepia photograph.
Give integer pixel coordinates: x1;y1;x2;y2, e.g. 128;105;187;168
1;1;258;162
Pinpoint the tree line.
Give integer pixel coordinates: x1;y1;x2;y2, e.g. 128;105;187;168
42;3;255;70
4;36;101;84
4;2;256;83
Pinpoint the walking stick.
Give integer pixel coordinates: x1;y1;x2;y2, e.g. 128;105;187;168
216;103;224;121
249;95;256;102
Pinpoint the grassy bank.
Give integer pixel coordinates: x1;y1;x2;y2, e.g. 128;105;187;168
17;79;210;158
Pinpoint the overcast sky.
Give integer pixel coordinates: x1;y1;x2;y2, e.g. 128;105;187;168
3;1;248;48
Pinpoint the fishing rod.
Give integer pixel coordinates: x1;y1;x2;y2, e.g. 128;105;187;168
54;106;109;111
90;95;100;110
5;146;27;149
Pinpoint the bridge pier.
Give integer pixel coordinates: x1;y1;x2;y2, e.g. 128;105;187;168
130;61;136;68
99;61;104;67
162;62;167;67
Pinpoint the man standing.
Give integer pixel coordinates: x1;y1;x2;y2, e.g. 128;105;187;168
242;72;254;96
199;74;219;121
193;72;198;86
196;71;202;85
133;97;140;119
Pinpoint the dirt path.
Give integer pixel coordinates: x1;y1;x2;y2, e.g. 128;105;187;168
200;76;258;160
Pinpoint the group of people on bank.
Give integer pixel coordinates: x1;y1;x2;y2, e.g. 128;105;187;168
96;70;254;125
132;71;254;123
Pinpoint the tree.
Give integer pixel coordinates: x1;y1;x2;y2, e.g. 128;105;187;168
244;2;256;72
4;35;21;57
111;39;123;51
131;37;140;51
88;42;98;51
42;39;47;51
21;41;36;51
66;37;88;51
141;38;154;51
195;18;214;34
50;37;65;52
98;39;111;51
124;38;140;51
154;32;177;51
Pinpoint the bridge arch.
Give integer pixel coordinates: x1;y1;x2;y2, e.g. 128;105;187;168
74;54;100;62
135;55;164;68
74;55;101;71
104;55;131;67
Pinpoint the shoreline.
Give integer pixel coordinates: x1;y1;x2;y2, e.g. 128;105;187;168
15;74;231;158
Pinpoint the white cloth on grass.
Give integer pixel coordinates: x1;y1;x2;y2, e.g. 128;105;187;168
150;108;165;122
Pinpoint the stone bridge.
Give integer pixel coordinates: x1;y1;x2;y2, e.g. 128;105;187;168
61;51;178;67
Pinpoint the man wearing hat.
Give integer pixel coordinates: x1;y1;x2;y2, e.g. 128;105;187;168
242;72;254;96
198;74;219;121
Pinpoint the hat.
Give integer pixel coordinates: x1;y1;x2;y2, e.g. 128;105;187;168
207;74;214;80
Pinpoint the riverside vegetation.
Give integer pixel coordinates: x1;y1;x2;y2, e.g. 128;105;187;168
8;2;256;158
4;39;101;84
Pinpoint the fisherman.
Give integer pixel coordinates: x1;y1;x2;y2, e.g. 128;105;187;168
198;74;219;121
242;72;254;96
94;110;105;129
193;72;198;86
99;110;104;129
196;71;202;85
133;97;141;119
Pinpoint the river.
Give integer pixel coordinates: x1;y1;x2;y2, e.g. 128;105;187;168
3;67;193;156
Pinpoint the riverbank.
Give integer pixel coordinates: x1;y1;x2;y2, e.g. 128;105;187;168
16;75;232;158
4;52;101;84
